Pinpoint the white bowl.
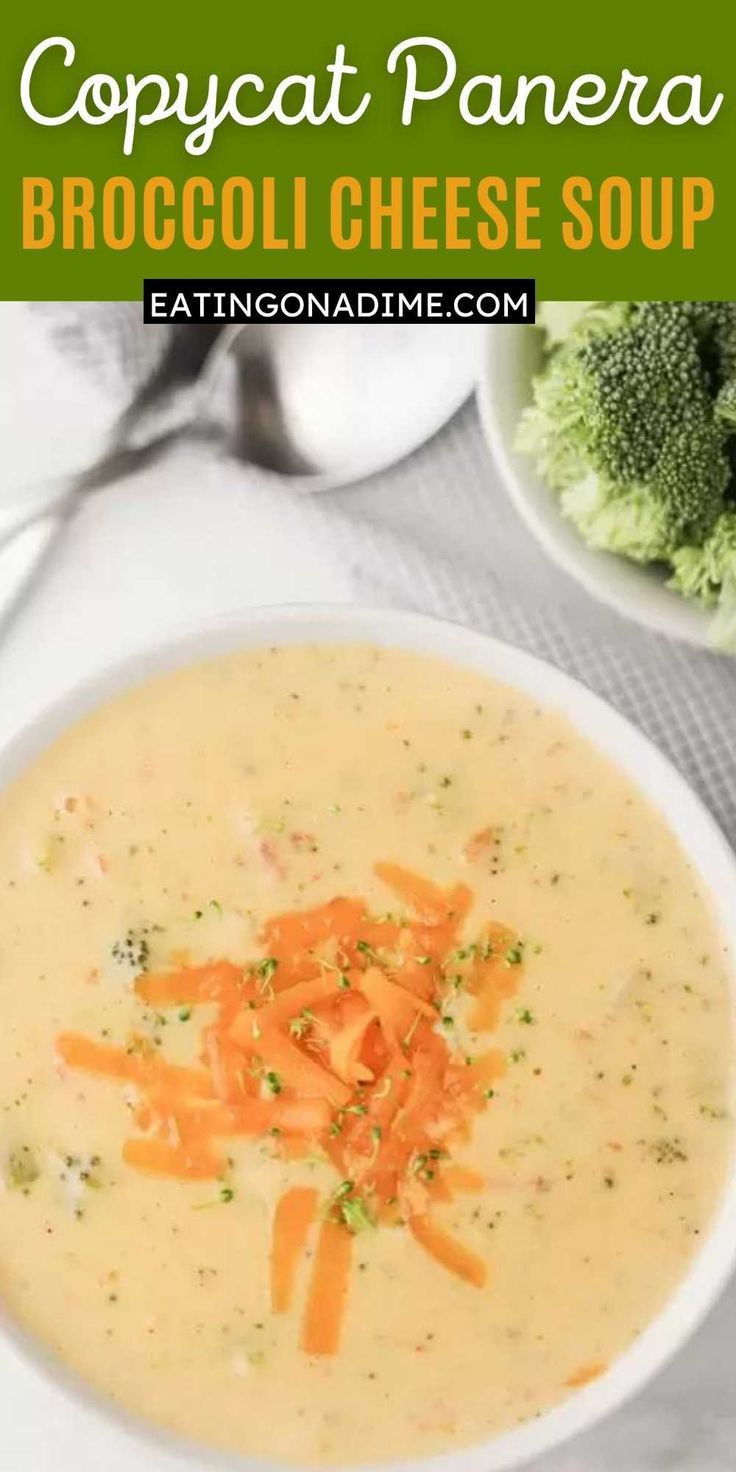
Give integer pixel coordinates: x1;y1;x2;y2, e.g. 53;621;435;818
1;604;735;1472
477;324;714;646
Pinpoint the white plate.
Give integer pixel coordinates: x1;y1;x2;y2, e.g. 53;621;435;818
2;604;735;1472
477;323;714;647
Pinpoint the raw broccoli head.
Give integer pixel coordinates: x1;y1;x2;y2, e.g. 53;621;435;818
517;301;734;554
576;303;703;487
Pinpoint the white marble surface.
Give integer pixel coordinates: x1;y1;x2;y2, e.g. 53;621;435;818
0;389;735;1470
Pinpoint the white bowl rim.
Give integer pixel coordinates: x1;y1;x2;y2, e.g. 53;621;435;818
1;600;735;1472
476;324;715;649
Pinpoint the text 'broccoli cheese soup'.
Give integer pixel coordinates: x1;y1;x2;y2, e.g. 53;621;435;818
0;644;732;1465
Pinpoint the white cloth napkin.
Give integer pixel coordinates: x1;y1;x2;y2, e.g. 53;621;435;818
1;316;735;1472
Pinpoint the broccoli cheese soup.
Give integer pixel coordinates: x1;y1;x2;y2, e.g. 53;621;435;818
0;643;732;1466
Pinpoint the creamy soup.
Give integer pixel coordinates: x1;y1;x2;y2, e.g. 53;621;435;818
0;644;732;1466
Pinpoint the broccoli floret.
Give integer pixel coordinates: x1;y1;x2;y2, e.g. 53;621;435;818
651;417;730;542
517;300;733;558
671;510;736;598
669;545;720;607
515;350;592;490
578;303;729;539
670;512;736;650
561;475;673;564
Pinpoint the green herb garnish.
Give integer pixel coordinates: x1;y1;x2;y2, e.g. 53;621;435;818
331;1181;375;1234
256;957;278;986
288;1008;315;1039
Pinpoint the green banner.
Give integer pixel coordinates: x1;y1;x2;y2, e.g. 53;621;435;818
2;0;734;299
